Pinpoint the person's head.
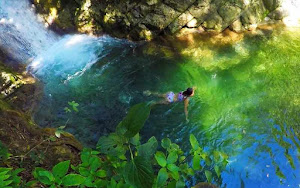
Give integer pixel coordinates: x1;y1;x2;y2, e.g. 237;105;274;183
182;87;194;97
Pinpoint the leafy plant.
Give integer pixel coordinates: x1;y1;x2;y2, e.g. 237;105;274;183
4;103;227;188
65;101;79;113
0;167;24;187
33;160;85;187
0;141;11;161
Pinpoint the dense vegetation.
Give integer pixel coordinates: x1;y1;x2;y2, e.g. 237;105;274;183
0;103;227;187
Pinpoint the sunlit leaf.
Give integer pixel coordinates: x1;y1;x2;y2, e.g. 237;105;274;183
167;152;178;164
189;134;199;150
156;168;168;187
155;152;167;167
214;165;221;178
167;164;179;173
192;155;201;170
61;174;85;186
52;160;70;178
205;170;212;183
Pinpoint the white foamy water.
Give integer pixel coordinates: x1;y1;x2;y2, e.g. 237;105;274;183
0;0;59;62
282;0;300;27
29;34;104;78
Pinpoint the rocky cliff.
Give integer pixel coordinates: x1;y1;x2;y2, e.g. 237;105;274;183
33;0;284;40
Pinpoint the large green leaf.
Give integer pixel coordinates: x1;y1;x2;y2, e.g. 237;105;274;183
61;174;85;186
189;134;199;150
161;138;171;149
130;133;140;146
124;156;154;188
116;103;151;138
176;180;185;188
0;179;13;187
97;133;126;156
214;165;221;178
167;152;178;164
52;160;70;178
205;170;212;183
155;152;167;167
79;167;90;177
89;156;101;172
192;155;201;170
38;171;54;185
167;164;179;173
156;168;168;187
96;170;106;178
0;174;10;181
136;136;158;159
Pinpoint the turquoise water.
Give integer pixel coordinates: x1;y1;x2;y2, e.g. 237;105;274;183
1;0;299;187
30;28;300;187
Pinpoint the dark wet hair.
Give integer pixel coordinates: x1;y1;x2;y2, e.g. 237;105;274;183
182;88;193;96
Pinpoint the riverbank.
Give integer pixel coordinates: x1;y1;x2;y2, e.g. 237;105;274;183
0;50;82;182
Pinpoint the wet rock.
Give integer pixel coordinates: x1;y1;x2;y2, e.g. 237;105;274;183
202;12;223;31
0;56;81;182
163;0;196;12
166;12;194;34
32;0;284;40
194;182;218;188
262;0;281;11
229;18;244;32
218;5;242;26
268;8;287;20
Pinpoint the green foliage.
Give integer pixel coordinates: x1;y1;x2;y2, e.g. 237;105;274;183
0;167;24;187
136;136;158;159
55;125;67;138
4;103;228;188
33;160;85;187
124;156;154;188
64;101;79;113
0;141;11;161
116;103;151;138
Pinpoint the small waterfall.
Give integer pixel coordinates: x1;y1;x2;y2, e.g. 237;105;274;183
0;0;58;62
28;34;127;81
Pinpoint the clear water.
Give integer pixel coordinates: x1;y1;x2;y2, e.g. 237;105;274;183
29;28;300;187
1;1;300;187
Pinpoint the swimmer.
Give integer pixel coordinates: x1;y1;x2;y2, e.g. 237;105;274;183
144;87;195;121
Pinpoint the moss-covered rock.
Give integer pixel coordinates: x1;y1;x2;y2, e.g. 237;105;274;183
0;56;82;182
32;0;285;40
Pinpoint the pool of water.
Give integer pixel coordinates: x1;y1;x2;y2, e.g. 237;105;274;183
1;0;299;187
29;27;300;187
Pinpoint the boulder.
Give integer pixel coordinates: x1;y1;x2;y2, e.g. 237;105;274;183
262;0;282;11
166;12;194;33
229;18;244;32
202;11;224;31
218;5;242;26
163;0;197;12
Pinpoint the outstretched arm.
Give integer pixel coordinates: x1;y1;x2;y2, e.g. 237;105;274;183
184;98;189;121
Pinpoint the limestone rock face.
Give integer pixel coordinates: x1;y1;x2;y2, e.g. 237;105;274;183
33;0;285;40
